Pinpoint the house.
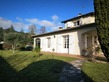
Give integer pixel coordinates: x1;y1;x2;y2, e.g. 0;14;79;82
32;12;99;55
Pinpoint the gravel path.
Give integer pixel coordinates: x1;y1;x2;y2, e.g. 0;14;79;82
60;60;86;82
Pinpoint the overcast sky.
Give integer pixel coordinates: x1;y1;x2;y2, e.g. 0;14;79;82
0;0;94;33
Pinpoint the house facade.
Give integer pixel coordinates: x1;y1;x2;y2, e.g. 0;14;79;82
33;12;99;55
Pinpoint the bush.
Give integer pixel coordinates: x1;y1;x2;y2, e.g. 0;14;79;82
19;46;26;51
34;46;40;52
3;43;12;50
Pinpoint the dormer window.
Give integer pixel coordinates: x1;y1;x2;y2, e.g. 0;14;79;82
65;22;73;28
74;20;80;26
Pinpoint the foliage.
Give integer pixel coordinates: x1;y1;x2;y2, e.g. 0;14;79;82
19;33;32;45
82;62;109;82
4;25;15;34
0;25;16;43
94;0;109;61
0;50;75;82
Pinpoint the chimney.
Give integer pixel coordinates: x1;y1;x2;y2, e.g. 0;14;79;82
59;27;63;30
78;13;82;16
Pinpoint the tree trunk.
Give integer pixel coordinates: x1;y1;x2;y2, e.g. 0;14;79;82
12;44;15;54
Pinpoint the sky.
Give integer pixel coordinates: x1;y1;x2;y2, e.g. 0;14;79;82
0;0;94;33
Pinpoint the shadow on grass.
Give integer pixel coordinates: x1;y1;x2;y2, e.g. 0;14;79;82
0;56;17;82
82;71;94;82
0;56;94;82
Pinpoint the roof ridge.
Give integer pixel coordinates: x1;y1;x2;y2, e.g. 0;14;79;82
61;12;94;23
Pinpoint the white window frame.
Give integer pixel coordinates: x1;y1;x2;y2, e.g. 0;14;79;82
74;20;80;26
63;35;69;48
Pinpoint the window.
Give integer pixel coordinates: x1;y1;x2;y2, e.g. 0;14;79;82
77;21;80;25
94;36;97;45
63;35;69;48
74;22;77;26
36;38;40;48
47;37;51;48
74;20;80;26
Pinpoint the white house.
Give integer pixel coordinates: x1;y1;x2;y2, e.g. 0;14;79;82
32;12;99;55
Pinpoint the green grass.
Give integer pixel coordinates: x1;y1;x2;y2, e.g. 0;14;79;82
0;50;75;82
82;62;109;82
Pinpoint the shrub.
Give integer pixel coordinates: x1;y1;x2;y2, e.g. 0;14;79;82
3;43;12;50
34;46;40;52
19;46;26;51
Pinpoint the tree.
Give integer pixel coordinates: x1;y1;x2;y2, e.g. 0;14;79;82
4;25;15;33
4;33;22;54
0;27;3;42
9;25;15;32
40;26;46;34
94;0;109;61
20;27;24;33
28;24;37;35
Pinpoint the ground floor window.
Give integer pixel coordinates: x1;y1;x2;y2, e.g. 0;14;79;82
47;37;51;48
36;38;40;48
63;35;69;48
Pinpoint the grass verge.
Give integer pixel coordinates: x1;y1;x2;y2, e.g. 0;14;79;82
82;61;109;82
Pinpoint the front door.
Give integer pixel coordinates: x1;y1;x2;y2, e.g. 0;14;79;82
36;38;41;48
63;35;69;54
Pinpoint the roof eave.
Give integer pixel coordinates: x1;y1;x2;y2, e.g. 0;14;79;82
32;23;96;38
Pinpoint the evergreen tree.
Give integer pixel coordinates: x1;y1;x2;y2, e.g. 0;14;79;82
0;27;3;42
9;25;15;32
94;0;109;61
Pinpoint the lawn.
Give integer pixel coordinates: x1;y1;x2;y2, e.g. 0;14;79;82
1;50;109;82
0;50;75;82
82;61;109;82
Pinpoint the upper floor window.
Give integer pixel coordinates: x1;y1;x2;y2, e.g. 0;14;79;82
74;20;80;26
63;35;69;48
65;22;73;28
